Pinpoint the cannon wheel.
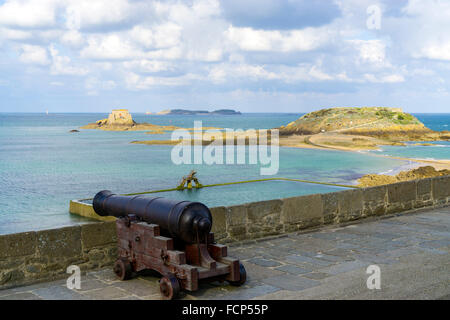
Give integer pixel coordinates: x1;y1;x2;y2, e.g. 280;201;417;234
229;263;246;286
159;274;180;300
113;258;132;281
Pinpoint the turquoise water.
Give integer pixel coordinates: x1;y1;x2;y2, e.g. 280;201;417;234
413;114;450;132
0;113;448;235
371;141;450;161
367;113;450;161
84;180;348;208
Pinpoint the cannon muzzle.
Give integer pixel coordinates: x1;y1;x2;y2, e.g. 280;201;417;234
93;190;212;244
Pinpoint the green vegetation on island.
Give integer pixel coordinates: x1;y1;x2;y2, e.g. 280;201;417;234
278;107;436;139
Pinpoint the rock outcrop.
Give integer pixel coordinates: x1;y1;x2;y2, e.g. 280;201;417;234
80;109;179;131
357;166;450;187
107;109;135;126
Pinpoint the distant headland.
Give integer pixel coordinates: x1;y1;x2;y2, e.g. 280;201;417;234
156;109;241;115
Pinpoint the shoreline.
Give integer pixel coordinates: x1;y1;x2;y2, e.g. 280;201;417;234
130;132;450;171
278;134;450;171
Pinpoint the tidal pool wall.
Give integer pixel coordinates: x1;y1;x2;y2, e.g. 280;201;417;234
1;176;449;289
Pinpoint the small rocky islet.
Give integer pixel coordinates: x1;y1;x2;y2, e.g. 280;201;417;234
80;109;180;132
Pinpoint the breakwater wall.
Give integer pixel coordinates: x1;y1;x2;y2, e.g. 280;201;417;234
1;175;449;289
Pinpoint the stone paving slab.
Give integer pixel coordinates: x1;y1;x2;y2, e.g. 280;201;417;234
0;206;449;300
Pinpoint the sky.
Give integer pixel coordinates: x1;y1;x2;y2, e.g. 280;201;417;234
0;0;449;113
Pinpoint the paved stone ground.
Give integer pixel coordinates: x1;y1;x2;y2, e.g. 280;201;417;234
1;206;449;300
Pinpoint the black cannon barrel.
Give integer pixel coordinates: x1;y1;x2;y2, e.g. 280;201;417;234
93;190;212;244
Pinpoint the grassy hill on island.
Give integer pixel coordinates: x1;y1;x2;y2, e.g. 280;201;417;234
279;107;434;138
278;106;450;142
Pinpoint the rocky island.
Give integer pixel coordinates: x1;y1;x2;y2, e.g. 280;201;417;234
277;107;449;151
276;107;450;184
80;109;180;131
279;107;449;141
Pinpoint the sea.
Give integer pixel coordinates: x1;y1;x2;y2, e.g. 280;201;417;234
0;112;449;235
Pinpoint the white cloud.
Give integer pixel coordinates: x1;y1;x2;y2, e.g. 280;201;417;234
308;66;333;81
19;45;50;65
209;64;279;83
0;28;32;40
145;47;183;60
208;63;337;83
125;71;200;89
85;76;116;95
64;0;136;31
49;45;88;75
364;73;405;83
225;26;331;52
350;39;387;65
123;59;174;73
0;0;59;28
60;30;84;48
80;34;142;60
1;0;450;112
386;0;450;62
419;43;450;62
130;23;181;49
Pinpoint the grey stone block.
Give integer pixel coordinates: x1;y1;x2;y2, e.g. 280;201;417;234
302;272;330;280
218;284;280;300
248;258;282;268
321;192;339;224
81;222;116;250
36;226;82;260
0;231;36;259
225;205;247;227
318;260;368;275
417;178;432;196
33;285;88;300
432;176;450;201
262;274;320;291
362;185;387;216
337;189;364;222
247;199;282;222
285;254;334;267
0;292;42;300
282;194;323;224
274;264;312;275
418;239;450;249
210;206;227;235
387;181;416;212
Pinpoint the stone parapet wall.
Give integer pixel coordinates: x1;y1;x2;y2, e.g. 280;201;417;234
211;176;449;242
1;175;449;289
0;223;117;289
